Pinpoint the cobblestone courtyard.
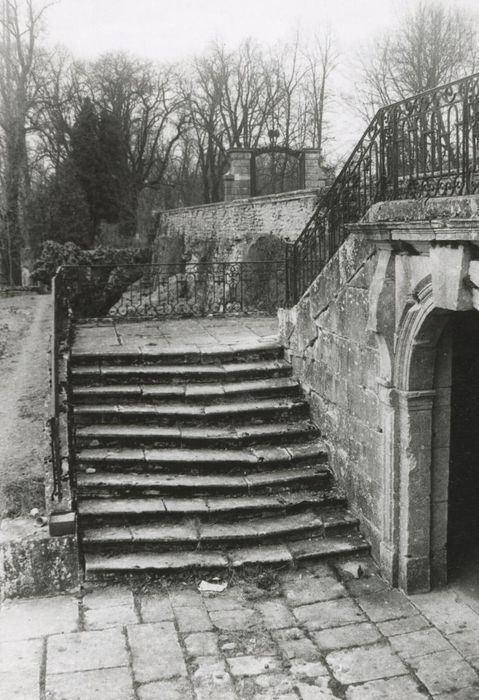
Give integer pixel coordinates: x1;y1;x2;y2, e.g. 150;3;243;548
1;556;479;699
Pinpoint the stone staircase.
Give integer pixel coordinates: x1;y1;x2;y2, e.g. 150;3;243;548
70;337;368;579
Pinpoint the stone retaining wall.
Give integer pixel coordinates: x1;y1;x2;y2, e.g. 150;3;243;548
153;189;320;264
278;234;381;559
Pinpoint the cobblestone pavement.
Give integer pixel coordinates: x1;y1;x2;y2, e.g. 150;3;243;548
1;556;479;699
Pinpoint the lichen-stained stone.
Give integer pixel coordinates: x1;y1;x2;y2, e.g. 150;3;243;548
388;628;452;663
139;592;174;623
292;598;366;631
255;599;295;630
272;627;320;662
174;605;213;633
45;666;135;700
84;604;138;631
137;679;193;700
312;622;381;651
410;589;479;635
282;575;346;606
0;520;79;599
184;632;219;658
357;590;417;622
0;594;79;641
345;676;427;700
227;654;282;677
190;657;237;700
47;628;128;675
310;257;342;322
326;642;407;684
409;649;479;696
376;614;430;637
290;297;317;354
127;622;187;683
338;233;375;287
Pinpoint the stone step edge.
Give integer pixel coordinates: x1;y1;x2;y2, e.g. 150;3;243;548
83;533;370;576
81;510;358;547
71;360;291;378
74;398;307;417
71;341;283;364
75;465;333;495
71;377;300;402
75;441;329;468
75;421;317;445
77;489;345;520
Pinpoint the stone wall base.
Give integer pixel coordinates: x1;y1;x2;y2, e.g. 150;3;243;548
0;519;80;600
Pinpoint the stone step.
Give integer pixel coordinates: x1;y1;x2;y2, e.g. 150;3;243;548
72;377;301;405
71;341;283;366
76;465;334;498
76;440;329;474
81;508;359;552
77;490;345;526
84;533;370;579
75;419;317;449
71;359;292;385
73;397;309;427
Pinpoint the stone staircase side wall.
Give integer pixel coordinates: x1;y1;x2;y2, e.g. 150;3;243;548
278;233;381;559
152;189;321;266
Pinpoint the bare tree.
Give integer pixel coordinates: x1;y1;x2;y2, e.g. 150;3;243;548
0;0;51;283
354;1;479;121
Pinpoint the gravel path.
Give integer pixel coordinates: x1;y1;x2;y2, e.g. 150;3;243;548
0;293;51;517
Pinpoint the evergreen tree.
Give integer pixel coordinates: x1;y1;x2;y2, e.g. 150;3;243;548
70;97;102;244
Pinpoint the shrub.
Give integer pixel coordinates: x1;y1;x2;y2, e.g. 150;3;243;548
32;241;151;317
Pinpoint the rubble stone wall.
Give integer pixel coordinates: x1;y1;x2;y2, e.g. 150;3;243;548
153;189;320;264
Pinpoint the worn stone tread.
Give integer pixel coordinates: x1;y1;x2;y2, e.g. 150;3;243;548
72;359;291;380
76;420;317;445
72;340;281;362
84;551;231;576
288;532;370;560
82;510;332;548
77;440;328;469
74;397;307;420
199;511;325;542
76;465;333;495
83;533;370;577
78;491;335;520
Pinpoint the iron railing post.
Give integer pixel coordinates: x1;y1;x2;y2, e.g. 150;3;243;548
378;109;387;201
463;82;472;195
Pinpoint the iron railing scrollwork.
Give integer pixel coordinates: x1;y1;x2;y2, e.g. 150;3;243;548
287;71;479;305
58;261;287;318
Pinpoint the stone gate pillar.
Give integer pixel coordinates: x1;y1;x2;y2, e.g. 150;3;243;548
224;149;253;202
302;149;328;190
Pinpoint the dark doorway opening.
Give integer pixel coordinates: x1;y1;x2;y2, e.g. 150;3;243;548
448;310;479;592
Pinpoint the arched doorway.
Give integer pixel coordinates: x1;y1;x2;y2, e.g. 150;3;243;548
393;277;479;591
448;310;479;591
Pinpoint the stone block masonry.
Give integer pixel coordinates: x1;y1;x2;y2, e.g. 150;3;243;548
280;194;479;593
279;233;380;562
153;189;320;265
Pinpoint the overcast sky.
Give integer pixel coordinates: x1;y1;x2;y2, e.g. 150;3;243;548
44;0;478;62
42;0;479;159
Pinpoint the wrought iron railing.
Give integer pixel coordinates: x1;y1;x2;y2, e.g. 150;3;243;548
287;71;479;305
50;267;72;501
59;261;287;318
